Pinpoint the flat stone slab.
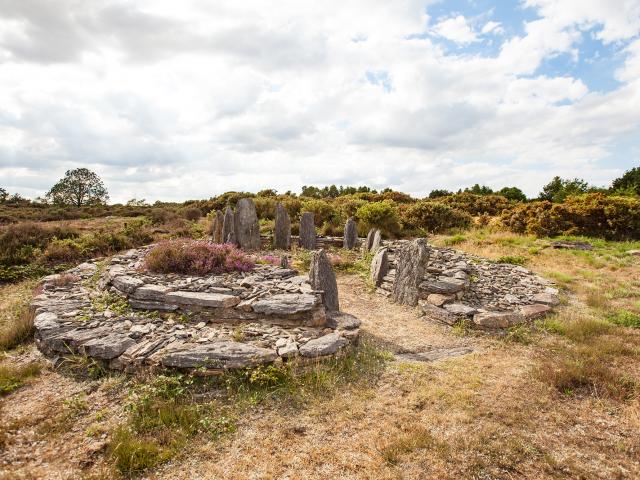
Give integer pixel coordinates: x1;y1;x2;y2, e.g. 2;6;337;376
473;311;525;329
252;293;317;315
165;291;241;308
160;341;278;369
299;333;349;357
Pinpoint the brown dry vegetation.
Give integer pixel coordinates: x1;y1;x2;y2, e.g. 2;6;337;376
1;229;639;479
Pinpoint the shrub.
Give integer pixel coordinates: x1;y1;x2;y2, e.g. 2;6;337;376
300;199;336;225
182;207;202;221
355;200;401;237
144;240;254;275
440;192;511;216
0;222;79;266
254;197;277;220
401;201;472;233
41;238;84;264
501;193;640;239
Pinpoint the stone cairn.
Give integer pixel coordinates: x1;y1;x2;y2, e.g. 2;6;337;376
274;202;291;250
372;238;560;330
31;247;361;373
343;217;358;250
299;212;316;250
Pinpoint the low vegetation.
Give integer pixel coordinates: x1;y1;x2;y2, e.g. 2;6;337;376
144;240;255;275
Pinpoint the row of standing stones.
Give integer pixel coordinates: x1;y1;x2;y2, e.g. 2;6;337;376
31;246;360;373
210;198;359;251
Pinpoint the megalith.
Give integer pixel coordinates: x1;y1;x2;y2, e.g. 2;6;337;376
222;206;235;245
343;217;358;250
370;247;389;287
309;249;339;312
213;210;224;243
392;238;429;306
234;198;261;250
274;202;291;250
299;212;316;250
365;228;376;251
371;229;382;253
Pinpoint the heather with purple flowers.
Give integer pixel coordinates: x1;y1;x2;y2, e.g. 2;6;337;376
258;254;281;266
144;239;254;275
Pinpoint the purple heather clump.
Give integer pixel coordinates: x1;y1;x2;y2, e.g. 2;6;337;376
144;239;254;275
259;254;281;266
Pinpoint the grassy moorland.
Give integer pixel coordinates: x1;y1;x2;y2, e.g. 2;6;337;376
0;213;639;478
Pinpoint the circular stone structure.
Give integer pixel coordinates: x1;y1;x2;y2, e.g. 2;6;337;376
373;239;560;330
31;247;360;373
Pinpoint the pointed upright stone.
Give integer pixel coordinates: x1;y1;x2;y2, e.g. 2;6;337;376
392;238;429;306
213;210;224;243
365;228;376;251
222;206;235;244
299;212;316;250
343;217;358;250
370;247;389;286
309;249;339;312
371;229;382;253
274;202;291;250
234;198;261;250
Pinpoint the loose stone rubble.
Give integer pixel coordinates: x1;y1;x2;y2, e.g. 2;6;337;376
32;247;360;373
374;239;559;330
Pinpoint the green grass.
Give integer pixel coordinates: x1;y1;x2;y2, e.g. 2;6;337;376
443;234;466;246
607;310;640;328
0;362;42;395
0;279;38;351
541;314;612;342
496;255;527;266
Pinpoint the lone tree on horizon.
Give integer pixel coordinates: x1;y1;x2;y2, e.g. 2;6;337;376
46;168;109;207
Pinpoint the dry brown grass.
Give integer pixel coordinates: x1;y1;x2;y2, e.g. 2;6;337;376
0;279;37;351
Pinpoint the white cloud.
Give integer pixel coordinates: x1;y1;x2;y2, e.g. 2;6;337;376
431;15;479;44
481;21;504;35
0;0;639;201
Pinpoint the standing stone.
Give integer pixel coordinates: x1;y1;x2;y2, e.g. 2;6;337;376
343;217;358;250
309;249;339;312
365;228;376;251
392;238;429;306
274;202;291;250
222;206;235;244
234;198;261;250
299;212;316;250
213;210;224;243
371;229;382;253
370;247;389;286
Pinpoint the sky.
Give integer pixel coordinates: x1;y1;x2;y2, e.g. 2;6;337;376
1;0;639;203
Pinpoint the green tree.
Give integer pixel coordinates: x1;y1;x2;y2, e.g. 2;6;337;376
539;176;590;203
256;189;278;197
428;189;452;199
46;168;109;207
497;186;527;202
611;167;640;195
465;184;494;195
0;187;7;203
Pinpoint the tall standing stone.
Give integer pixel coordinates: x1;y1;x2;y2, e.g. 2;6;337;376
222;206;235;245
371;229;382;253
392;238;429;306
213;210;224;243
365;228;376;251
309;249;339;312
299;212;316;250
274;202;291;250
234;198;261;250
370;247;389;286
343;217;358;250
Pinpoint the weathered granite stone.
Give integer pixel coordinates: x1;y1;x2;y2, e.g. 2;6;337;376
309;249;339;312
426;293;455;307
473;311;525;329
214;210;224;243
326;311;361;330
222;206;235;244
112;275;144;294
160;341;278;369
343;217;358;250
421;303;458;325
277;341;299;358
370;247;389;287
81;334;136;360
274;202;291;250
299;332;348;357
392;238;429;306
365;228;376;251
234;198;261;250
371;230;382;253
443;303;477;316
129;300;178;311
299;212;316;249
531;292;560;306
131;285;169;302
252;293;318;315
165;291;241;308
419;280;465;295
519;303;552;319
